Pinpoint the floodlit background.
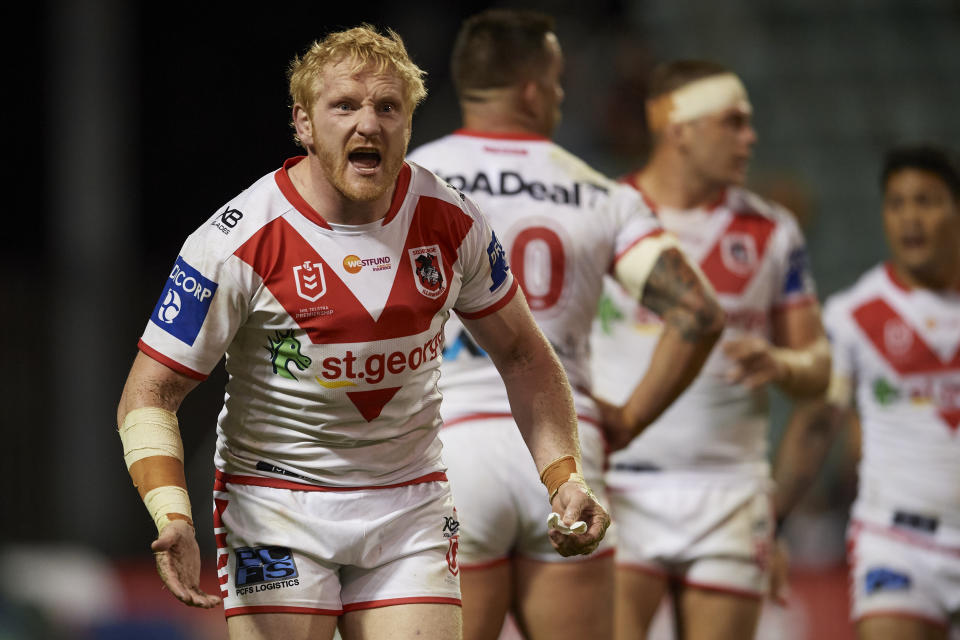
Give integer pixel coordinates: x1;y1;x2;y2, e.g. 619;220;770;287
3;1;958;638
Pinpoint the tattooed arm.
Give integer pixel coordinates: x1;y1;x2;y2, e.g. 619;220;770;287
598;246;725;450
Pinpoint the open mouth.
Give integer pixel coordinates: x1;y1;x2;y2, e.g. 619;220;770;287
900;235;927;249
348;149;382;172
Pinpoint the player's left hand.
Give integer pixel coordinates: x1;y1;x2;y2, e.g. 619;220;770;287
151;520;222;608
768;537;790;605
594;397;637;451
723;336;785;390
548;478;611;557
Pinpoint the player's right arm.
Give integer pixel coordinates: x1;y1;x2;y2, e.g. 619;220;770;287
116;352;221;608
600;243;726;450
462;291;611;557
772;292;856;539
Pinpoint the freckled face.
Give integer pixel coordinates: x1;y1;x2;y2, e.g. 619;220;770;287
303;61;411;202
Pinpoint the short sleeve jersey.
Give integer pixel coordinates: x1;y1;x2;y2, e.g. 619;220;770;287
407;130;663;421
139;158;517;487
823;263;960;531
592;185;817;475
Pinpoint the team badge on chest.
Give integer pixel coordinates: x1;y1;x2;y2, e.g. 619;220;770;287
293;261;326;302
720;232;759;276
409;245;447;299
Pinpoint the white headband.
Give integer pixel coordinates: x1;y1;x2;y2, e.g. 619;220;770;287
647;73;752;131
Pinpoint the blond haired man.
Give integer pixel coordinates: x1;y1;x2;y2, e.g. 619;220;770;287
117;25;608;640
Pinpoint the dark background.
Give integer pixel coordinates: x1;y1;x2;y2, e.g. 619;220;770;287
1;1;958;636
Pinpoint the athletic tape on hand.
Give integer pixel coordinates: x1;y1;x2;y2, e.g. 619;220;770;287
547;512;588;535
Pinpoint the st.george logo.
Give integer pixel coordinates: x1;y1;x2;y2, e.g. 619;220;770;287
409;245;447;299
293;261;326;302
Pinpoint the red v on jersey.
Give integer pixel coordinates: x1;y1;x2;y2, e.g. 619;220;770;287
347;387;402;422
853;298;960;430
700;214;776;295
234;197;474;344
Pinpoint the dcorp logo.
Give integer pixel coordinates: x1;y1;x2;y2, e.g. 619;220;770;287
151;256;218;346
157;290;182;324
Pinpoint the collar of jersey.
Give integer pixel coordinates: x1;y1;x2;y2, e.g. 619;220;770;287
452;128;549;142
274;156;412;229
884;261;960;293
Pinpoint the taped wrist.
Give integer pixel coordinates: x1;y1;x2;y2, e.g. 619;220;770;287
119;407;193;532
539;455;584;501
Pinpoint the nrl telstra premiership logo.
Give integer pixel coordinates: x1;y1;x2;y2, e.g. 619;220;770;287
293;261;326;302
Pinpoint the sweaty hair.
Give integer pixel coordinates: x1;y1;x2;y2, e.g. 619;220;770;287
451;9;555;98
881;144;960;200
287;24;427;143
647;59;732;100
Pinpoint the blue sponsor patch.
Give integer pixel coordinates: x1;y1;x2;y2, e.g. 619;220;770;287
783;246;809;295
865;567;911;595
486;230;510;292
235;546;298;586
150;256;218;346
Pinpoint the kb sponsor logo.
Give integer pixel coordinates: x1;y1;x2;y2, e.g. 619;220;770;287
150;256;218;346
211;206;243;234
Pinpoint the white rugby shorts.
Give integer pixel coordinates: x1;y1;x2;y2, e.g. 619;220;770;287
438;414;615;566
848;519;960;630
212;470;462;617
607;471;774;596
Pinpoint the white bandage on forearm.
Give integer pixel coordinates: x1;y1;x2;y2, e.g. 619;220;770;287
143;486;193;532
826;373;853;408
614;234;679;299
647;73;752;131
119;407;190;532
119;407;184;467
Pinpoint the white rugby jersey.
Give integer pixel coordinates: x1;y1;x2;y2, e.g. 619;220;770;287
139;157;517;487
592;184;817;476
824;263;960;535
407;130;664;423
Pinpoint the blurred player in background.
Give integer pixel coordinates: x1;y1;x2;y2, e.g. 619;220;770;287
409;12;724;640
779;145;960;640
590;60;831;639
116;24;610;640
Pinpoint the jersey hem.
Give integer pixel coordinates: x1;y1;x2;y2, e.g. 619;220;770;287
214;469;448;492
441;411;601;431
456;278;519;320
137;339;208;381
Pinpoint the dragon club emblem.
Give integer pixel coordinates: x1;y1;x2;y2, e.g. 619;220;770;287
409;245;447;299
